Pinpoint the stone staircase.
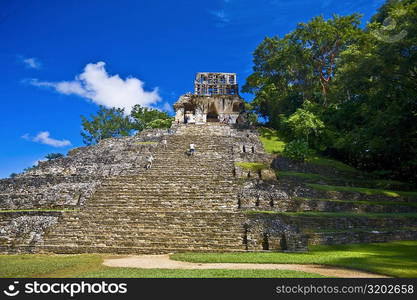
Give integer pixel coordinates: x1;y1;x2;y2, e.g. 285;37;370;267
40;124;247;254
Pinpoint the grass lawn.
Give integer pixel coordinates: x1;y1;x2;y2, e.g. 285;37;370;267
78;268;324;278
171;241;417;278
0;254;323;278
259;127;286;154
307;183;417;198
1;242;416;277
0;254;102;278
0;254;322;278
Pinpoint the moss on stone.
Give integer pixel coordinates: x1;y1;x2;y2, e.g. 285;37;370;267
306;183;417;198
235;162;268;171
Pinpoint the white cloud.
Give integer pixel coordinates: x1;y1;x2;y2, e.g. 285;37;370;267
162;102;174;113
22;131;72;147
29;62;161;113
22;57;42;69
209;9;230;26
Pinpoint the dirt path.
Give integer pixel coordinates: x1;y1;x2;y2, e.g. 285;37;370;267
103;255;389;278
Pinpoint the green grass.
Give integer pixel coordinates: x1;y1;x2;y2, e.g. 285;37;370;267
257;128;416;191
0;254;323;278
278;171;328;180
244;210;417;218
171;241;417;277
3;241;417;277
235;162;268;171
294;197;417;208
279;171;413;190
258;127;286;154
308;156;358;173
78;268;323;278
258;127;362;175
307;183;417;198
0;254;102;278
0;209;78;213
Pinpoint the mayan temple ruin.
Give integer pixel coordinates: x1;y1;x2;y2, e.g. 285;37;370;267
174;72;246;124
0;72;416;255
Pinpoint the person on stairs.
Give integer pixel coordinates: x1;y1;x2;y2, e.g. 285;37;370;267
188;143;195;156
161;138;167;149
145;154;154;169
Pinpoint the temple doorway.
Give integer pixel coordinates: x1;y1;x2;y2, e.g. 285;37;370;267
184;102;196;123
206;103;219;122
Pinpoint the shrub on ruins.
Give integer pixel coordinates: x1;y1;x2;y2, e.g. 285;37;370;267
130;104;171;131
45;153;64;160
283;139;314;162
284;104;326;150
145;118;173;129
23;165;36;172
81;106;132;145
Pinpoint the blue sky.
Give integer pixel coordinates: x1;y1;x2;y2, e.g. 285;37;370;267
0;0;385;178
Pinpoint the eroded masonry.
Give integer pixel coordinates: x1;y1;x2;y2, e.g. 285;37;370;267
174;72;246;124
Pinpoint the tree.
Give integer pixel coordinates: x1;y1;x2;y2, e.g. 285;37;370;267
285;108;325;145
291;14;362;105
242;14;362;127
146;118;173;129
329;0;417;180
130;104;170;131
243;0;417;182
81;106;132;145
45;153;64;160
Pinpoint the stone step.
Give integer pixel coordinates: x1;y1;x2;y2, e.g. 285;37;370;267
37;245;246;254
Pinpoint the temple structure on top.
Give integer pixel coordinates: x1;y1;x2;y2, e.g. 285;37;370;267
174;72;246;124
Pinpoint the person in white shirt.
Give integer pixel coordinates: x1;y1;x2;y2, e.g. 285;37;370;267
146;155;154;169
161;139;167;149
189;143;195;156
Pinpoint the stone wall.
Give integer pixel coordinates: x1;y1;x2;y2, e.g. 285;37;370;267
0;129;172;210
245;212;417;249
244;213;308;252
237;178;417;213
0;211;62;253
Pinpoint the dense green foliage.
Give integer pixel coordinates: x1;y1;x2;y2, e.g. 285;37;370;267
81;105;171;145
283;139;314;161
130;104;171;131
244;0;417;182
81;106;132;145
